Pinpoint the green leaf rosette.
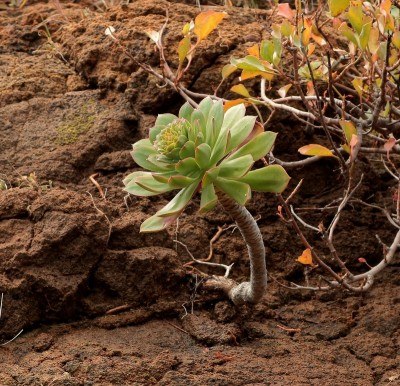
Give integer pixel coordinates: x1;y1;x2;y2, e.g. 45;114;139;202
124;97;290;232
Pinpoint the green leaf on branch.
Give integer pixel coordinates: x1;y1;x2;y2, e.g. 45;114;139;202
231;84;251;98
221;63;237;80
178;35;191;64
231;55;267;72
339;120;357;145
298;144;335;157
393;31;400;49
338;23;358;46
328;0;350;16
351;78;364;97
359;21;372;50
348;5;364;34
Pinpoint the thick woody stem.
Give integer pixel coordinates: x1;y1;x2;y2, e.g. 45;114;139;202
206;194;267;305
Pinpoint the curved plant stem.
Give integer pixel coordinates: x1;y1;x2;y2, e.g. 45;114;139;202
205;193;267;305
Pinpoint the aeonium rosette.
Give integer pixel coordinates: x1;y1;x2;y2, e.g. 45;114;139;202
123;97;290;232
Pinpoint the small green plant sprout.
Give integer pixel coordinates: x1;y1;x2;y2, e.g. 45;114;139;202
124;98;290;305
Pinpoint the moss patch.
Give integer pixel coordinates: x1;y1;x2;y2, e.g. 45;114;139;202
55;100;97;145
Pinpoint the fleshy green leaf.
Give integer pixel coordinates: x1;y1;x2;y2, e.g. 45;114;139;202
149;114;177;142
197;97;214;126
131;139;169;172
221;103;246;132
226;116;257;153
202;167;220;187
206;99;224;146
168;175;196;188
176;157;200;176
140;214;178;233
195;143;212;169
238;165;290;193
190;111;206;143
225;131;277;162
200;183;218;212
209;104;246;165
179;102;195;121
124;171;175;196
215;177;251;206
156;181;200;217
179;140;196;159
219;154;254;178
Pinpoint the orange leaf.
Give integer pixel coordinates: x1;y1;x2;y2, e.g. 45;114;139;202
194;11;227;42
306;81;315;97
277;3;294;20
298;144;334;157
240;69;274;81
380;0;391;15
301;17;313;46
297;248;313;265
223;98;248;111
247;44;260;58
307;43;316;56
349;134;358;162
384;136;396;159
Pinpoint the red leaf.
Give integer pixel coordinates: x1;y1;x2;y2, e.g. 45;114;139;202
384;136;396;159
277;3;294;20
349;133;358;162
214;352;234;361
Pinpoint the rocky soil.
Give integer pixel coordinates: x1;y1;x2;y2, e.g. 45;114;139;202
0;0;399;385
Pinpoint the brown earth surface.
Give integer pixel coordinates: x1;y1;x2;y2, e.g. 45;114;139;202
0;0;399;385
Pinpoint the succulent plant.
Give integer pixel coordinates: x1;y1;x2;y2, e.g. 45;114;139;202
124;97;290;233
